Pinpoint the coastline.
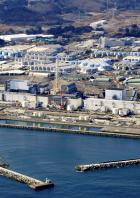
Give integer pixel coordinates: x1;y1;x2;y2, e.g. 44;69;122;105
0;122;140;140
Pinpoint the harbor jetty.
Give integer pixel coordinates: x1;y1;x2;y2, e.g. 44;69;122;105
0;166;54;190
75;158;140;172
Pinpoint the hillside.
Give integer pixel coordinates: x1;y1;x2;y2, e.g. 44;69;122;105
0;0;139;25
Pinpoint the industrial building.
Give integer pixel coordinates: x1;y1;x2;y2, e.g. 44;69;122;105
5;80;50;95
1;91;49;109
5;80;31;92
0;34;54;43
105;89;126;100
0;34;37;42
99;37;125;49
0;70;25;75
84;97;140;115
99;37;134;49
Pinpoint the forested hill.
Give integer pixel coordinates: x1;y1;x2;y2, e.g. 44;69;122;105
0;0;139;24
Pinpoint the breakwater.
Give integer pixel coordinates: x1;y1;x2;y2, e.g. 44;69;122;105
75;158;140;172
0;166;54;190
0;123;140;140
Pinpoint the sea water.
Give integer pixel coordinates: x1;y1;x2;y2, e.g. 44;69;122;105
0;127;140;198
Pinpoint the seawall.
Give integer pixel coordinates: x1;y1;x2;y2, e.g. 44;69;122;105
0;123;140;140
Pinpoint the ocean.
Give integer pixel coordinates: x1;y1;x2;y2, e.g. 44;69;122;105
0;127;140;198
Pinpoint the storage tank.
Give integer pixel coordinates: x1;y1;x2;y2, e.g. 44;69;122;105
21;101;29;108
100;106;106;113
119;108;130;117
67;104;74;111
112;108;119;115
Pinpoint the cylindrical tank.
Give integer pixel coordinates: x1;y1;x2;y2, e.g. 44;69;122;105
67;104;74;111
112;108;119;115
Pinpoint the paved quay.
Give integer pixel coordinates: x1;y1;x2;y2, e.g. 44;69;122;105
101;126;140;135
0;123;140;139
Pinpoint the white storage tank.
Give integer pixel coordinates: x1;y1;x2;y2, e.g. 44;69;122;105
112;108;119;115
67;104;74;112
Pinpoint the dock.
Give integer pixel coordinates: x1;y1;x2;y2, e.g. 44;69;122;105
0;166;54;190
75;158;140;172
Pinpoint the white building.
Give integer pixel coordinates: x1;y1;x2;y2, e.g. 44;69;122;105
84;97;140;115
0;34;37;42
2;92;49;108
99;37;125;48
105;89;126;100
0;34;54;42
6;80;31;92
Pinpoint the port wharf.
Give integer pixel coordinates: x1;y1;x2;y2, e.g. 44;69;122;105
1;122;140;140
75;158;140;172
0;166;54;190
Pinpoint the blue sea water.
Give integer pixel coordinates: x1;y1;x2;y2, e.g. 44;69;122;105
0;127;140;198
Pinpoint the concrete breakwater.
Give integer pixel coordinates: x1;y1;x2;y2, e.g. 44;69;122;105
0;123;140;140
75;158;140;172
0;166;54;190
